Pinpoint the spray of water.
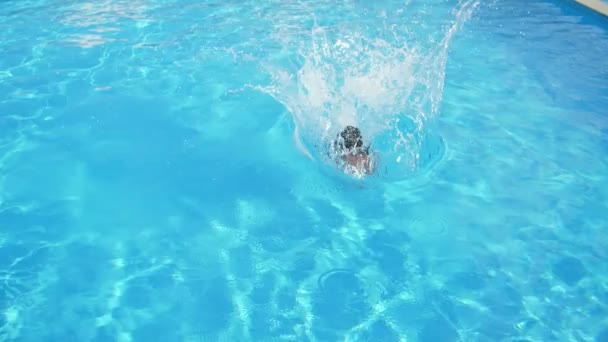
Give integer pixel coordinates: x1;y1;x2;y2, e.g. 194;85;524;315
257;0;479;179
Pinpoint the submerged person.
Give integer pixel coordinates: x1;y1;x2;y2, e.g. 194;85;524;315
333;125;377;176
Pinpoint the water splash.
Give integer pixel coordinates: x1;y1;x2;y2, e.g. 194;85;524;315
258;0;479;179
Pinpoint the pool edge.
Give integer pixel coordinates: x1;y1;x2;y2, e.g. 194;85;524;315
571;0;608;17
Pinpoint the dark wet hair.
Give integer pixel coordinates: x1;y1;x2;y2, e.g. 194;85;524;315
339;125;364;150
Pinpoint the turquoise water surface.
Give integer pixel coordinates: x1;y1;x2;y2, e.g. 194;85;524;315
1;0;608;341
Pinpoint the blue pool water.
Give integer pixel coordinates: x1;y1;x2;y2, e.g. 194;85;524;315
1;0;608;341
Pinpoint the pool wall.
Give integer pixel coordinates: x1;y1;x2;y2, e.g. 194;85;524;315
571;0;608;16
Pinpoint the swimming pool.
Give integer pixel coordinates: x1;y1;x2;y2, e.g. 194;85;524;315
1;0;607;340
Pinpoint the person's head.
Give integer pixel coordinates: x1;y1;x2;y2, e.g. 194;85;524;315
339;125;364;151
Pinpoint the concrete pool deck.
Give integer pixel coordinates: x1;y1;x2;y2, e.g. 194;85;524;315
572;0;608;16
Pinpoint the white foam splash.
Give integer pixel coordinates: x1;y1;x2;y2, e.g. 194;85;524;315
258;0;479;178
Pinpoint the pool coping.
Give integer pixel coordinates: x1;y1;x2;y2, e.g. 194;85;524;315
572;0;608;16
